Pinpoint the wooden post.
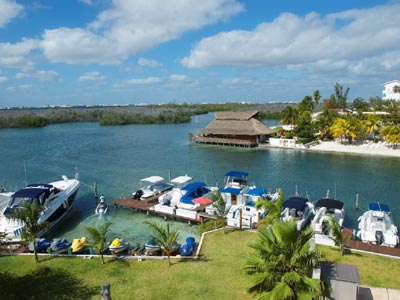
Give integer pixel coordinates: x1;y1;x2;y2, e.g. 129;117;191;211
100;283;111;300
355;194;359;209
239;208;243;230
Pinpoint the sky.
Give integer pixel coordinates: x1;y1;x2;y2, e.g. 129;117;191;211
1;0;400;107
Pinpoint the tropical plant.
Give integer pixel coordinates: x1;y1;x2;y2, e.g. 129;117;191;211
330;118;357;144
315;108;338;140
10;201;49;263
293;111;316;142
333;83;350;109
210;191;231;233
298;96;314;113
246;221;321;300
145;220;179;266
255;189;284;227
313;90;321;112
350;97;369;114
362;117;381;142
328;216;349;256
380;125;400;145
85;222;112;264
280;106;299;128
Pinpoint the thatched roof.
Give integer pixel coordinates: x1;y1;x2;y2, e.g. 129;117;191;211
198;111;276;136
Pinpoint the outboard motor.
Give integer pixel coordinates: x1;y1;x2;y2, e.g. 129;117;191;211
375;230;384;245
133;189;143;200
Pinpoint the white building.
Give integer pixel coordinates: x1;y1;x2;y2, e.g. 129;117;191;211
382;80;400;100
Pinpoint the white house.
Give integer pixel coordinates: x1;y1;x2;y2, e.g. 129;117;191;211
382;80;400;100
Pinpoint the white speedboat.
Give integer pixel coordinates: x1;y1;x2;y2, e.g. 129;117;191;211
357;202;399;247
0;175;80;242
281;196;314;231
132;176;172;200
311;198;345;235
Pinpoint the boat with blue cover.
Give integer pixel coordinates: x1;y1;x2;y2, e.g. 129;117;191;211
180;237;195;256
28;238;51;253
357;202;399;247
145;236;161;255
50;238;72;254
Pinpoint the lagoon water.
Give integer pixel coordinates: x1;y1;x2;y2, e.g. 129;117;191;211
1;113;400;244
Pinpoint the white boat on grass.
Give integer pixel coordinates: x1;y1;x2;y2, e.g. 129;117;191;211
357;202;399;247
311;198;345;235
281;196;314;231
132;176;173;200
0;175;80;242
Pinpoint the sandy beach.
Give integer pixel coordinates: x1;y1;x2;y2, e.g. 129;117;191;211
307;141;400;158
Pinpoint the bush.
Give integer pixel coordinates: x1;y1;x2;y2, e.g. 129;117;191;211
198;218;226;235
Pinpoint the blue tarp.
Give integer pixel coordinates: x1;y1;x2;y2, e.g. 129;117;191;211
315;199;344;210
282;197;308;211
368;202;390;212
180;182;209;204
224;171;248;178
182;182;206;192
219;187;241;195
246;188;266;196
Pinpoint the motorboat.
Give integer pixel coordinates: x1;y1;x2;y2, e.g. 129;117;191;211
357;202;399;247
49;238;72;254
158;175;193;205
108;237;129;254
281;196;315;231
0;175;80;242
219;171;252;206
179;237;195;256
28;238;51;253
71;237;87;254
132;176;173;200
311;198;345;235
95;195;108;214
145;236;161;255
175;182;211;209
0;191;13;213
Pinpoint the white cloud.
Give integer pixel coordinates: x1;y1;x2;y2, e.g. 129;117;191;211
79;0;93;5
0;38;38;69
16;69;61;81
123;77;162;85
181;3;400;77
79;71;106;81
138;57;162;68
0;0;23;28
8;84;33;91
41;0;244;64
0;76;7;83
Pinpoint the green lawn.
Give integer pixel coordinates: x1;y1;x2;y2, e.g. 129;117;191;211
0;230;399;300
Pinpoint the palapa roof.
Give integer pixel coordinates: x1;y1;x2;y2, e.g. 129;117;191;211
198;111;276;136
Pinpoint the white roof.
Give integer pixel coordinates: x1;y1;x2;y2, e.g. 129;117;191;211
171;175;192;184
140;176;164;183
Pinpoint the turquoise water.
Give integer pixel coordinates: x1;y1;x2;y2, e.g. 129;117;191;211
1;113;400;244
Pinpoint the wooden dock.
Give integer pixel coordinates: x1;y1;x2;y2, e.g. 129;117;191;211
112;193;217;224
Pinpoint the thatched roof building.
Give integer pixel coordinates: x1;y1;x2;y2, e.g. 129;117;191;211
190;111;276;148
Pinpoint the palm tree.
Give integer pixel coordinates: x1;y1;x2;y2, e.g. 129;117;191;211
255;189;283;228
328;216;349;256
280;106;299;129
145;220;179;266
210;191;231;233
246;221;321;300
362;117;381;143
313;90;321;112
10;201;49;263
85;222;112;264
330;118;359;144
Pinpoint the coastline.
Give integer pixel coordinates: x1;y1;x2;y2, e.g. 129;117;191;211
307;141;400;158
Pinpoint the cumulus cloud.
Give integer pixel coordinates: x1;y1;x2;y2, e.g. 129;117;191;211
123;77;162;85
41;0;244;64
0;76;7;83
0;0;23;28
79;71;106;81
8;84;32;91
0;38;38;69
181;4;400;76
138;58;162;68
16;69;61;81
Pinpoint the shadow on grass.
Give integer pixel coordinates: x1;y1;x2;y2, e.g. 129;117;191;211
106;256;131;267
0;267;98;300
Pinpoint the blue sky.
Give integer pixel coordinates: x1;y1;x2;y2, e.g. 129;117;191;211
0;0;399;107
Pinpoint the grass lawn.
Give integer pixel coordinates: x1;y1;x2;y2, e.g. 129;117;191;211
0;230;399;299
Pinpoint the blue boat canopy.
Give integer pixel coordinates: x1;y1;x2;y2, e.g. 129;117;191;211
224;171;248;178
180;182;209;204
246;188;266;196
182;182;206;192
12;187;50;199
282;197;308;211
219;187;241;195
315;199;344;210
368;202;390;212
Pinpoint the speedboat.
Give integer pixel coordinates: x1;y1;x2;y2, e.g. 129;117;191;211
357;202;399;247
179;237;195;256
71;237;87;254
281;196;315;231
311;198;345;235
95;195;108;214
219;171;252;206
28;238;51;253
132;176;173;200
0;175;80;242
108;237;129;254
50;238;72;254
